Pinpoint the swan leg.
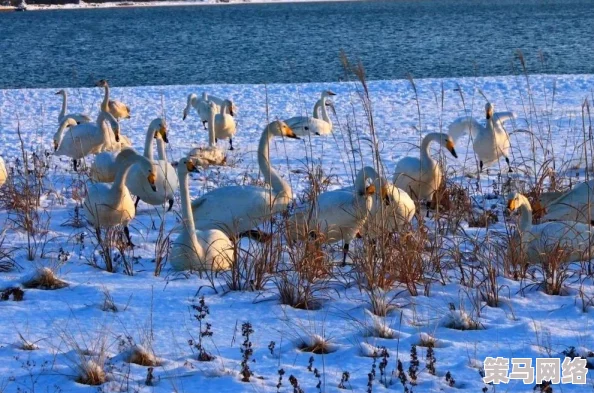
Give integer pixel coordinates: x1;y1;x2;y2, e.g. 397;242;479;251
124;226;135;247
167;198;174;212
215;138;218;144
341;243;349;266
505;157;513;173
425;200;432;217
479;161;484;173
229;138;234;151
202;121;207;130
73;159;78;172
134;196;141;210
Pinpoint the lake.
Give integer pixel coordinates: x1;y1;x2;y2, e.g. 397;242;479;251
1;0;593;88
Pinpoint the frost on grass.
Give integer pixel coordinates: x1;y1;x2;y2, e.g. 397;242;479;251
76;359;106;386
440;309;483;331
124;344;161;367
22;267;68;290
297;334;337;354
364;309;398;339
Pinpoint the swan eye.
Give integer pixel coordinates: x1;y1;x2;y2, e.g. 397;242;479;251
304;126;309;131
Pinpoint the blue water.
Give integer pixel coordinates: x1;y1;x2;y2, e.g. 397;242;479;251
1;0;593;89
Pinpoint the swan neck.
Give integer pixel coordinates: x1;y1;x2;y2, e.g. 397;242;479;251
59;92;67;118
179;168;202;254
55;121;70;145
420;133;438;166
101;85;110;112
143;126;156;162
156;138;167;161
208;108;216;147
517;199;533;232
258;129;291;199
113;157;135;191
319;97;331;125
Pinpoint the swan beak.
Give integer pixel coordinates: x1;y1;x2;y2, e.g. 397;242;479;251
365;184;376;196
486;112;492;120
147;173;157;192
315;132;321;136
446;140;458;158
186;160;199;173
381;186;391;206
160;125;169;143
182;111;187;121
55;91;61;95
115;133;120;143
285;126;300;139
53;140;58;151
327;91;337;96
507;199;517;211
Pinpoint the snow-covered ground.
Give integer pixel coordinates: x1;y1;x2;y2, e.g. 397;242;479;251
0;74;594;392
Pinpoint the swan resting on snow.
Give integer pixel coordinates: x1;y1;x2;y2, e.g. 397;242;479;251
170;157;234;272
507;192;594;263
284;90;336;137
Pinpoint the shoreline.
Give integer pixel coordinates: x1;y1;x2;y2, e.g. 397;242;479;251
4;0;360;12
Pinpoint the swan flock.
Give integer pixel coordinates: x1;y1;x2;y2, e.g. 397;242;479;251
4;81;588;273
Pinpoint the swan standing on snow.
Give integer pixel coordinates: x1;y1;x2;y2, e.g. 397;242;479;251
83;149;156;246
187;101;228;167
170;158;234;272
284;90;336;137
54;111;120;171
507;192;594;263
541;180;594;225
55;90;91;124
288;166;377;265
126;118;179;211
191;121;299;236
183;92;238;129
212;99;237;150
96;79;130;120
393;132;458;202
448;102;515;172
0;156;7;188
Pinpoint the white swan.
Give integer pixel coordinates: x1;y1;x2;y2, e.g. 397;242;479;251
0;156;8;188
55;90;92;124
213;99;237;150
96;79;130;120
288;166;376;265
284;90;336;137
54;111;120;171
339;167;416;237
541;180;594;225
393;132;458;202
187;101;227;167
83;148;156;246
191;120;299;236
507;192;594;263
448;102;515;172
170;158;234;272
183;92;238;128
126;118;179;211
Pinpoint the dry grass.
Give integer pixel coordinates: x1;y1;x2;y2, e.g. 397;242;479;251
125;345;161;367
22;267;68;290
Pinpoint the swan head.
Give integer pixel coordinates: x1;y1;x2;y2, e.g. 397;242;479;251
222;99;236;116
443;135;458;158
95;79;109;88
485;103;494;120
268;121;299;139
506;192;524;211
183;94;197;120
177;158;200;175
321;90;337;98
365;184;376;196
150;118;168;143
55;89;65;96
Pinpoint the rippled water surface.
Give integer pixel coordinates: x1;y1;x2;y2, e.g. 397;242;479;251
1;0;593;88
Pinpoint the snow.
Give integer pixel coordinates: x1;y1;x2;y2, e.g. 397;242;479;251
0;74;593;391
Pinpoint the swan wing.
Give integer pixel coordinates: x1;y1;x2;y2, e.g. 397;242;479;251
284;116;331;136
493;111;516;124
448;116;483;142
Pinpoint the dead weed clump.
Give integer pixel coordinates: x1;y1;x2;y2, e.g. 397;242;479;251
22;267;68;290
